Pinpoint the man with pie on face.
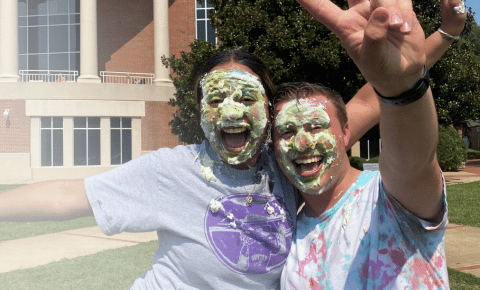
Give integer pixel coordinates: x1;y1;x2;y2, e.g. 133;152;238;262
273;0;465;288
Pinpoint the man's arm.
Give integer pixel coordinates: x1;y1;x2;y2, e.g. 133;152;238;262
298;0;444;219
345;0;466;151
0;180;93;222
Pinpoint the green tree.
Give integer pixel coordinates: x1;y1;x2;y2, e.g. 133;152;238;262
162;41;218;144
417;2;480;128
164;0;480;144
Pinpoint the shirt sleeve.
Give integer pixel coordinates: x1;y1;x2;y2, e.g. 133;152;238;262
85;149;169;235
379;173;448;232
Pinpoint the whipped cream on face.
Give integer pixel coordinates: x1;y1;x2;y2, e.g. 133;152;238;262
275;98;337;194
200;69;268;166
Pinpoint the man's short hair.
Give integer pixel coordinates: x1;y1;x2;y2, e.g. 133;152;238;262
273;82;348;129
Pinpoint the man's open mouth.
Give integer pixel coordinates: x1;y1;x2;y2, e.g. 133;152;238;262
221;127;250;152
293;155;324;178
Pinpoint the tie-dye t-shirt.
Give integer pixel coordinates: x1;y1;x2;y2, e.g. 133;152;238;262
281;171;448;290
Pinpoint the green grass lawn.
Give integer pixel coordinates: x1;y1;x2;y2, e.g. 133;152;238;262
0;217;98;242
446;181;480;227
0;240;158;290
1;182;479;288
448;268;480;289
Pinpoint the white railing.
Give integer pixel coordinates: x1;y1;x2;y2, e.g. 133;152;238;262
19;70;78;82
100;71;155;85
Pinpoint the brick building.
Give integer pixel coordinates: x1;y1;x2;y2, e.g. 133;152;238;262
0;0;215;181
465;120;480;150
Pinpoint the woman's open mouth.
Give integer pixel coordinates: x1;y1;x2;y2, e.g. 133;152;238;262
221;127;250;153
293;155;324;178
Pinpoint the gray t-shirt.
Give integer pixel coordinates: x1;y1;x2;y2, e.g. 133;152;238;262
85;141;297;289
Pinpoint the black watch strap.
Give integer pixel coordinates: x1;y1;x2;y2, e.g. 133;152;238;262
374;64;430;106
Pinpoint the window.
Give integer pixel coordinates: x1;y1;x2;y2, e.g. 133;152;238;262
111;117;132;165
18;0;80;71
41;117;63;166
196;0;216;45
74;117;101;166
359;125;381;160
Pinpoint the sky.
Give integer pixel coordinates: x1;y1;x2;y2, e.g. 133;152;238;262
468;0;480;24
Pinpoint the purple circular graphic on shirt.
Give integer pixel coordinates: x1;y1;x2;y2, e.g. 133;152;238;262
204;193;292;274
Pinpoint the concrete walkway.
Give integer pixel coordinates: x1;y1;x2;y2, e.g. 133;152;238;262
0;227;157;274
441;160;480;277
0;160;479;278
445;224;480;277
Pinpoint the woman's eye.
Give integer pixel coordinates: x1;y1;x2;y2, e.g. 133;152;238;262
209;99;223;108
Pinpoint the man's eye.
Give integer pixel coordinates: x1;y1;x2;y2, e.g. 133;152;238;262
311;124;324;132
240;97;256;105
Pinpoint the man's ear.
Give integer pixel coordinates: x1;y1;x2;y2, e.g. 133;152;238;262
342;121;351;148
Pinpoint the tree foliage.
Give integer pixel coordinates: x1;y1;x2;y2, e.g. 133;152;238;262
162;41;218;144
164;0;480;144
416;2;480;128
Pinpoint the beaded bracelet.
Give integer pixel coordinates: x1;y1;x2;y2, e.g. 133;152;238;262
374;64;430;106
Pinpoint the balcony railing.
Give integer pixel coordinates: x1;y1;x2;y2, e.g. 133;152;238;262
100;71;155;85
17;70;155;84
19;70;78;82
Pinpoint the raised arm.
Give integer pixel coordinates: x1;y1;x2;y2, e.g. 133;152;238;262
0;180;92;222
345;0;466;151
425;0;466;67
298;0;443;219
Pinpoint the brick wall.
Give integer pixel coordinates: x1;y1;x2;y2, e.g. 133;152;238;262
97;0;196;151
169;0;196;57
0;100;30;153
142;101;181;150
98;0;155;73
98;0;195;74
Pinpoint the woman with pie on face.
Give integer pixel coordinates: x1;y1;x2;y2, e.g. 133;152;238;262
0;50;298;289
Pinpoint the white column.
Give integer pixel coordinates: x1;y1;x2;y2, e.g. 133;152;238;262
351;141;361;157
153;0;172;85
0;0;20;82
63;117;74;167
100;117;110;166
77;0;101;83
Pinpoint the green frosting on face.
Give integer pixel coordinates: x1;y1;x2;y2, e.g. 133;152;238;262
200;69;268;165
275;98;337;193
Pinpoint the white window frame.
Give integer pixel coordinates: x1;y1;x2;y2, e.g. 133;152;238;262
110;117;132;165
73;117;101;166
195;0;217;45
40;117;63;166
18;0;80;71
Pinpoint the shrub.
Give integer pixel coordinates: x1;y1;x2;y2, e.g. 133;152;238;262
365;156;380;164
437;126;468;171
467;148;480;159
349;156;366;170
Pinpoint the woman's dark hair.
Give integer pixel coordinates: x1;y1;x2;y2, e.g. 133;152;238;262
195;50;275;106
